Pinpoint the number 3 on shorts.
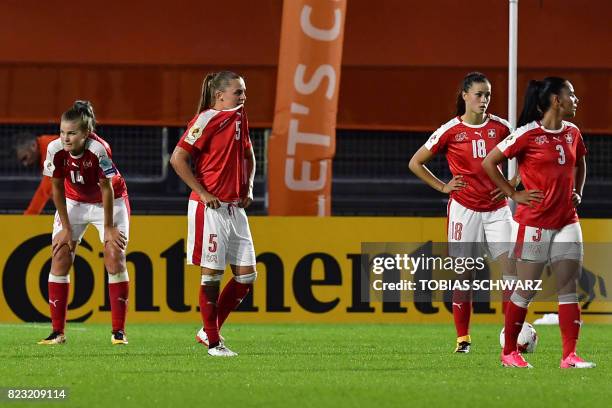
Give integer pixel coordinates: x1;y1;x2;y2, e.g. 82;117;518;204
208;234;218;253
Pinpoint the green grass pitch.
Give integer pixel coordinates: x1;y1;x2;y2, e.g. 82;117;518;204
1;323;611;407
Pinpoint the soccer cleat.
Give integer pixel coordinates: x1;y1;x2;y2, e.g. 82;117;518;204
207;344;237;357
501;351;533;368
37;331;66;345
111;330;128;345
560;352;596;369
195;327;225;347
454;335;471;353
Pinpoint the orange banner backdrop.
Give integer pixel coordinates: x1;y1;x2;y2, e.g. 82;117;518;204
268;0;346;216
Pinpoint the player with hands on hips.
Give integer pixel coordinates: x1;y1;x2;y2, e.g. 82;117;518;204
409;72;518;354
170;71;257;357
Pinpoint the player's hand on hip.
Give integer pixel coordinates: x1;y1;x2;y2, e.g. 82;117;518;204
239;193;253;208
52;228;75;256
441;175;466;194
200;192;221;209
510;189;544;208
104;226;127;251
572;191;582;207
490;187;506;202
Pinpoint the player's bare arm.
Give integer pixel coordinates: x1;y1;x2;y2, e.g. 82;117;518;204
51;177;74;255
239;146;256;208
170;146;221;209
573;156;586;207
490;168;521;201
482;147;543;208
99;178;126;251
409;145;466;194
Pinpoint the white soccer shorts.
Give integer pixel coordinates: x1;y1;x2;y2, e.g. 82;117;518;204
186;200;256;270
52;197;130;246
510;220;583;263
447;199;512;260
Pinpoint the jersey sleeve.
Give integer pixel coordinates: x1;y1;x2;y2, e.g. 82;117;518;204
42;143;64;178
497;133;524;158
424;126;450;154
97;152;118;179
177;111;219;156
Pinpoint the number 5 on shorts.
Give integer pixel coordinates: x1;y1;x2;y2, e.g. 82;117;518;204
208;234;218;253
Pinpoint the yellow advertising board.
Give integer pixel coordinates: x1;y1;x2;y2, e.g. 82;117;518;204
1;216;611;324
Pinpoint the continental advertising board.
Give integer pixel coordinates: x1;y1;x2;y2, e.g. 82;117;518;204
2;216;611;323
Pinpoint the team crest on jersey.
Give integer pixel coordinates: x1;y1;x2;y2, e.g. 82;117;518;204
455;132;468;142
185;127;203;144
488;129;496;138
564;133;574;144
534;135;549;145
206;254;218;263
83;160;93;168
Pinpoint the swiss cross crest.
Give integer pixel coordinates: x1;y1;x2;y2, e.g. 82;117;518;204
455;132;468;142
534;135;549;145
487;129;496;138
564;133;574;144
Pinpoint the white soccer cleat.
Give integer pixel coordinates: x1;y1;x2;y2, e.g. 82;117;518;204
195;327;224;347
207;344;237;357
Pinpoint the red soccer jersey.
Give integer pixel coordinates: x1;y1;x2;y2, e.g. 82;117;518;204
425;114;512;211
177;105;252;202
497;120;586;229
43;133;128;203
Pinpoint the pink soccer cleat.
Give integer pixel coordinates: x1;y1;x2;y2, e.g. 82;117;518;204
560;352;596;369
501;351;533;368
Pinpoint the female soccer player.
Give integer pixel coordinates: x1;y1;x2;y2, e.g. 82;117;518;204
170;71;257;357
482;77;594;369
38;101;130;345
409;72;517;353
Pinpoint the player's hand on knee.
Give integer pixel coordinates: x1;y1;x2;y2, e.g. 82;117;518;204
442;175;466;194
200;192;220;209
105;226;127;251
52;228;74;257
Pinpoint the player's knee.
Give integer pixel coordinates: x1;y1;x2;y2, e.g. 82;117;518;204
510;291;535;308
104;248;126;274
52;246;72;271
234;271;257;284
